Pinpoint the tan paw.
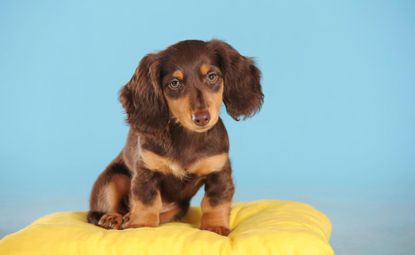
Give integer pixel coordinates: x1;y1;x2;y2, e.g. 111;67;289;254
121;213;159;229
97;213;123;230
200;225;231;236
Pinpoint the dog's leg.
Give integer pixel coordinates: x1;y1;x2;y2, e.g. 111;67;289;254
88;156;130;229
200;163;235;236
122;167;162;229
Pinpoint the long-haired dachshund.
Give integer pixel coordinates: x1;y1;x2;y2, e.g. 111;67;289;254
87;39;263;236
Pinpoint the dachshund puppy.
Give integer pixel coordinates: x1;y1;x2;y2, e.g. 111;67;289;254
87;40;263;236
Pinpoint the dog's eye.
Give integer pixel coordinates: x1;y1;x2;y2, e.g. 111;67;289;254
169;79;181;90
207;72;218;83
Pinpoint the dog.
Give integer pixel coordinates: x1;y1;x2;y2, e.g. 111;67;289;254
87;39;263;236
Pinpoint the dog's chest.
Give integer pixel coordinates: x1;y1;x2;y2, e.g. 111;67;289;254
140;150;228;178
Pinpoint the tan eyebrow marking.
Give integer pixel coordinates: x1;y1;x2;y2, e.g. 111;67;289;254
200;64;210;75
172;70;184;80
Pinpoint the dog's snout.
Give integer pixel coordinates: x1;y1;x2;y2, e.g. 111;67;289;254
192;111;210;126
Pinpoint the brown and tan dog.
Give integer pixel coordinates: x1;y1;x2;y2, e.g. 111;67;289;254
87;40;263;236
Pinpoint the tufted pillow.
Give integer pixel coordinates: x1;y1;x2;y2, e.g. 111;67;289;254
0;200;334;255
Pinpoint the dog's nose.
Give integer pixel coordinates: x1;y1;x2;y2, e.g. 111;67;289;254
192;111;210;126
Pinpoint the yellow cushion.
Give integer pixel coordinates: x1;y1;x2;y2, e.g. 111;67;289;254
0;200;333;255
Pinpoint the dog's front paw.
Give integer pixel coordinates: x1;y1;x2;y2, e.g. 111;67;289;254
97;213;123;230
200;225;231;236
121;212;159;229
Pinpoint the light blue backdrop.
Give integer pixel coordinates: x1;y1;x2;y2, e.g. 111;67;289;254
1;0;414;254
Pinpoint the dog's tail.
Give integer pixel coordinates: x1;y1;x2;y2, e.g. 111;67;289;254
87;211;104;225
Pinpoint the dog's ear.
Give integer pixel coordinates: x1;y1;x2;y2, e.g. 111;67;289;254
208;40;264;120
119;53;169;135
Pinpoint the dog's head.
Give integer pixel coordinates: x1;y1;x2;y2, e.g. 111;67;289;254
120;40;263;135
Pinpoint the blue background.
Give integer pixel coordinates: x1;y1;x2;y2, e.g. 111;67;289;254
1;0;414;254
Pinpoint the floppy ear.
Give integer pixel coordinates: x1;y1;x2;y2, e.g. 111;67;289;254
208;40;264;120
119;53;169;135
